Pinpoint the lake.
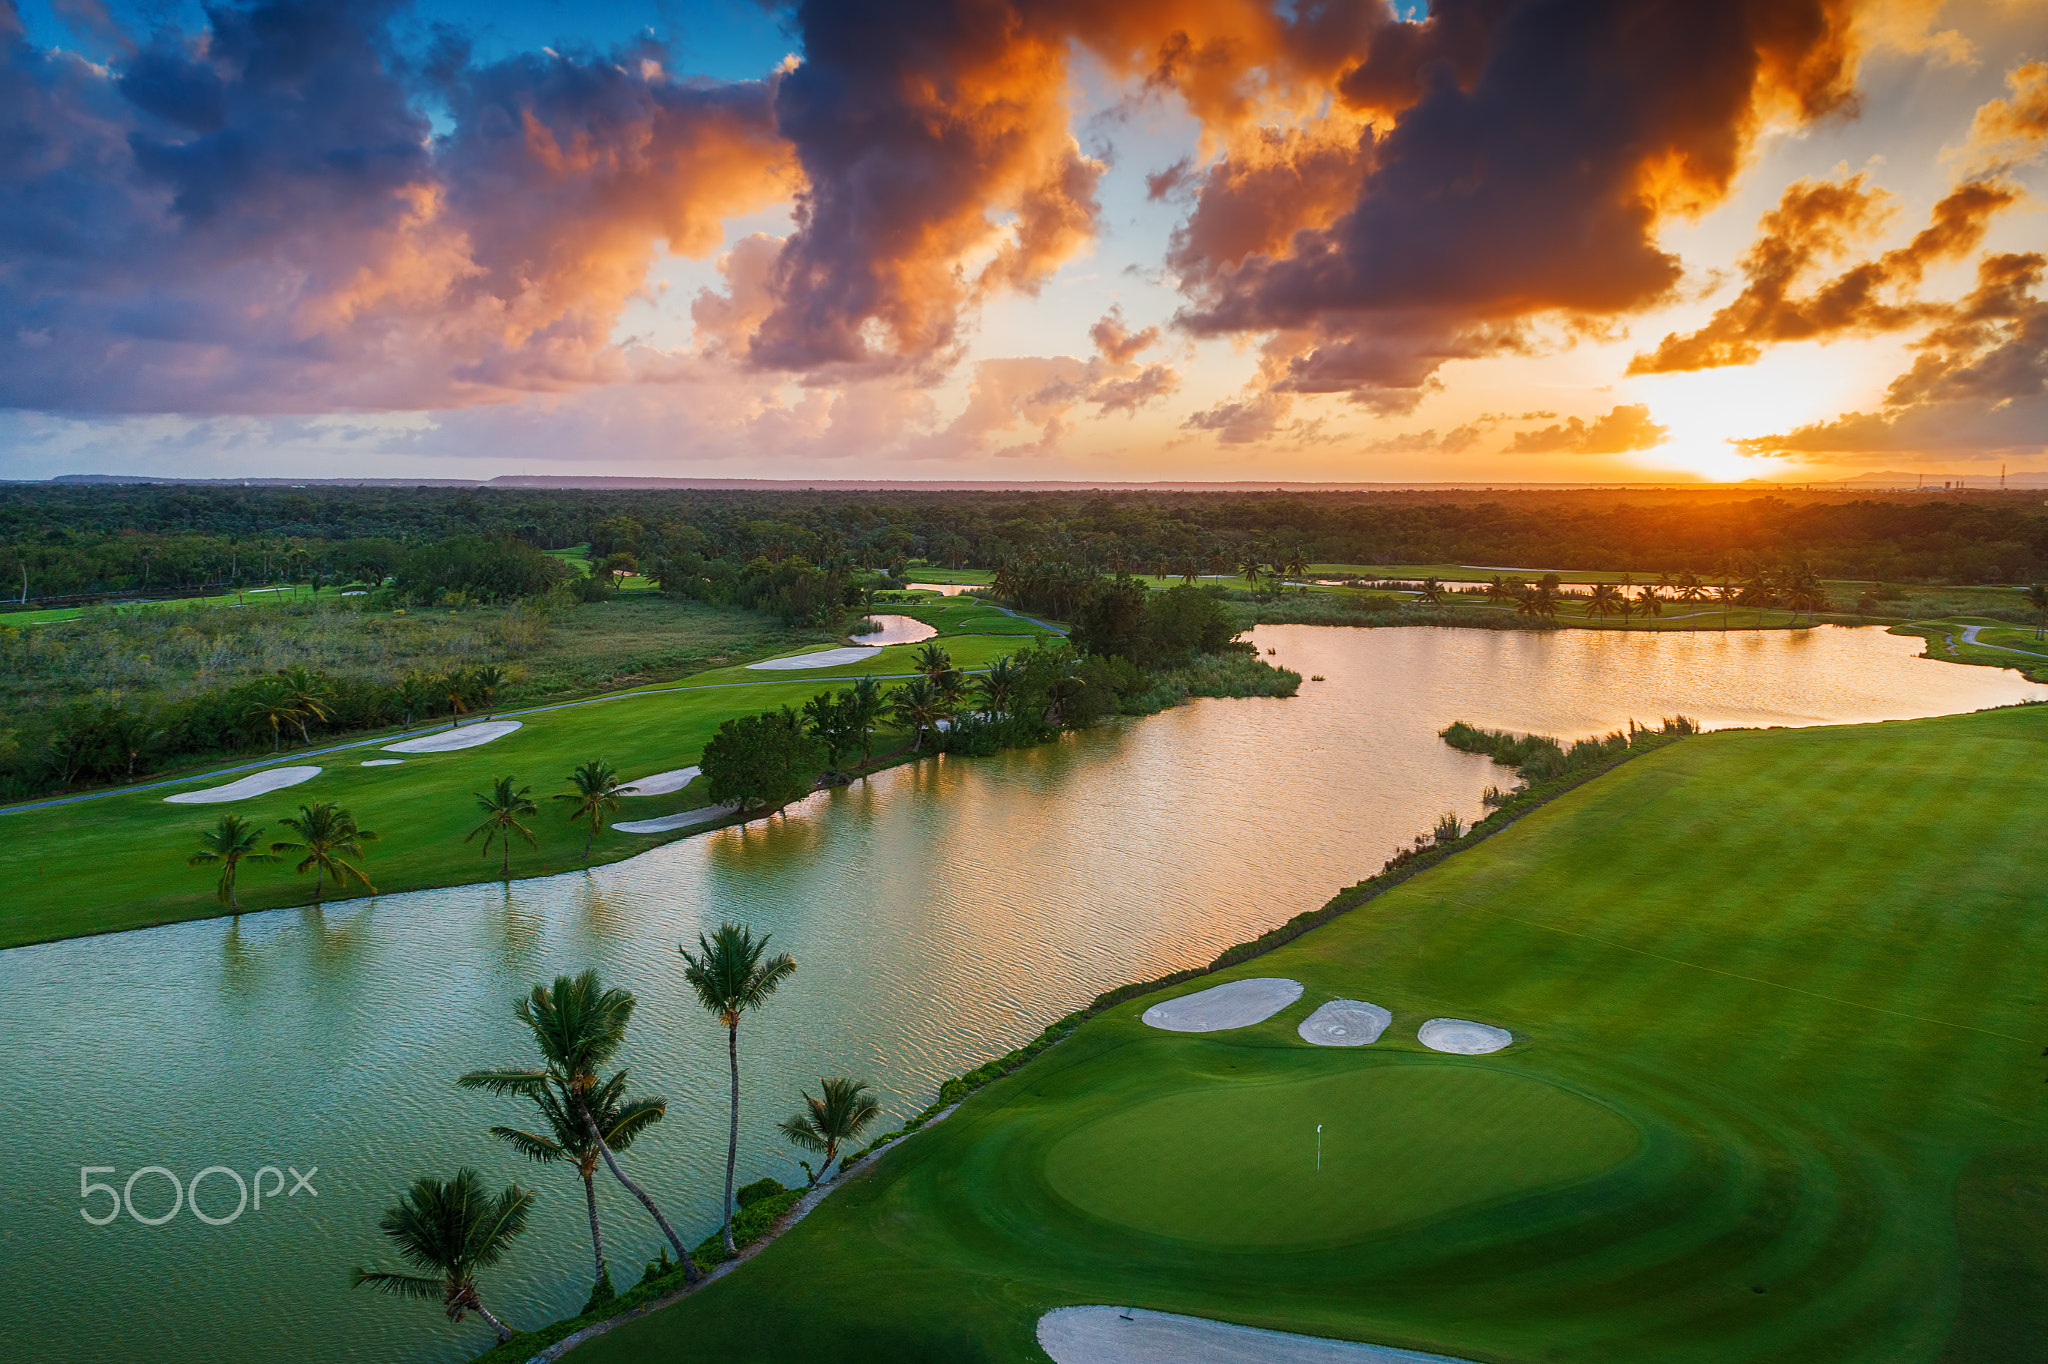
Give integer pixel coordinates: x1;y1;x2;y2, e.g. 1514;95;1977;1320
3;624;2040;1363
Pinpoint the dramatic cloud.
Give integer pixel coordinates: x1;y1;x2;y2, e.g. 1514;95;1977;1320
1167;0;1865;417
1627;173;2015;373
1951;59;2048;174
1736;251;2048;459
0;0;788;413
1510;404;1670;454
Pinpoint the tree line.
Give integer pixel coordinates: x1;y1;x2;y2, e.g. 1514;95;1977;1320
8;483;2046;594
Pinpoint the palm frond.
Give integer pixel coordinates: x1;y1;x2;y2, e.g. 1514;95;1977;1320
350;1269;444;1300
488;1126;570;1165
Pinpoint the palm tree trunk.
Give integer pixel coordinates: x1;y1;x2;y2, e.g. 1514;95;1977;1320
577;1098;700;1283
502;838;510;879
469;1297;514;1344
582;1170;608;1286
584;827;594;860
723;1021;741;1256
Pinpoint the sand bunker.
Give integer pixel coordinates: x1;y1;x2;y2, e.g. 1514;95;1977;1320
620;766;699;796
382;720;522;753
164;767;321;804
745;647;880;670
1142;978;1303;1033
1037;1307;1477;1364
614;804;739;835
1298;1000;1392;1047
360;759;404;767
1417;1019;1512;1055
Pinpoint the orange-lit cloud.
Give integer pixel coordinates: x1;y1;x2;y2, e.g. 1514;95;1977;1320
1511;404;1671;455
1627;174;2014;373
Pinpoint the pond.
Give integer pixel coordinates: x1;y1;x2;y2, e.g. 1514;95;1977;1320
848;613;940;646
2;625;2040;1364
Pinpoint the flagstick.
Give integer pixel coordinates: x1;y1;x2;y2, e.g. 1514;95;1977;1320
1316;1124;1322;1172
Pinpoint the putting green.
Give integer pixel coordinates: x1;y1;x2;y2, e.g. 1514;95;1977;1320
1045;1063;1638;1246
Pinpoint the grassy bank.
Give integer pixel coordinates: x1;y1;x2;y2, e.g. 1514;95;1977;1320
570;703;2048;1364
0;611;1059;949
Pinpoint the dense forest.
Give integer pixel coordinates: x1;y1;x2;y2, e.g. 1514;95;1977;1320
3;483;2044;601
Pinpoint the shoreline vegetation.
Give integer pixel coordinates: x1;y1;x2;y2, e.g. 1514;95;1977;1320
460;715;1693;1363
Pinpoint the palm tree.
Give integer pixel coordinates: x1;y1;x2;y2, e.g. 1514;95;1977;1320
847;675;885;763
553;760;625;862
467;972;700;1281
1178;554;1201;586
1635;588;1663;624
350;1168;533;1345
887;677;950;752
910;642;953;686
1238;553;1263;598
680;924;797;1257
443;669;471;728
393;673;432;732
1484;575;1514;607
274;666;330;746
974;654;1019;719
242;679;303;754
469;776;538;879
2028;583;2048;640
472;665;509;719
110;709;167;782
272;802;377;907
1716;579;1740;628
1587;582;1623;621
460;1064;664;1304
1417;577;1445;605
779;1078;882;1186
187;813;276;910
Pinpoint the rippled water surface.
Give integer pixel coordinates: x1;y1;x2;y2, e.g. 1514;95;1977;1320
3;626;2040;1363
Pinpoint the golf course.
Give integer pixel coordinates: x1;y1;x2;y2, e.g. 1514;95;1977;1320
565;702;2048;1364
0;595;1060;948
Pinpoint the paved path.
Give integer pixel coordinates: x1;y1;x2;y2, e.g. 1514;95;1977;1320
1957;624;2048;659
1038;1308;1478;1364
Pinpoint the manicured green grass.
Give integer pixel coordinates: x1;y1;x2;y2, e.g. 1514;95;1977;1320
576;704;2048;1364
0;619;1057;949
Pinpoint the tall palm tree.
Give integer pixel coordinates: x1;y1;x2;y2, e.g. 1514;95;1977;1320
273;802;377;907
1178;554;1201;586
975;655;1019;719
2028;582;2048;640
187;813;276;910
1417;577;1446;605
680;924;797;1257
554;760;624;861
443;669;472;728
779;1078;882;1187
1587;582;1623;621
887;677;950;752
242;679;303;754
350;1168;533;1345
469;776;538;879
1635;587;1663;623
1716;579;1740;628
847;675;885;763
910;641;953;686
472;664;510;719
274;666;330;746
459;1065;664;1304
1238;553;1263;598
467;972;700;1281
393;673;431;731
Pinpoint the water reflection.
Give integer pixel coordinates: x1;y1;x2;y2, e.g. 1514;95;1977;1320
848;613;939;646
1;625;2040;1364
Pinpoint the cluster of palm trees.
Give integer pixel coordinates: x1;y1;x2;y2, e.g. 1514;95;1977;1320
240;663;511;756
354;931;882;1347
186;803;377;909
1472;562;1830;629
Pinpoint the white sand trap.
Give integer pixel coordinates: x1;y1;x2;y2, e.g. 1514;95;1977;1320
614;804;739;835
164;766;321;804
620;766;699;796
360;759;404;767
745;646;879;670
1141;978;1303;1033
1298;999;1393;1047
382;719;522;753
1418;1018;1512;1055
1038;1308;1477;1364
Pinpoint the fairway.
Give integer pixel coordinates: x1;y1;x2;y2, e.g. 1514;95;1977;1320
574;703;2048;1364
1045;1062;1639;1247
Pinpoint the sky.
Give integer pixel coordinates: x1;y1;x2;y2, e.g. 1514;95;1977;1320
0;0;2044;484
